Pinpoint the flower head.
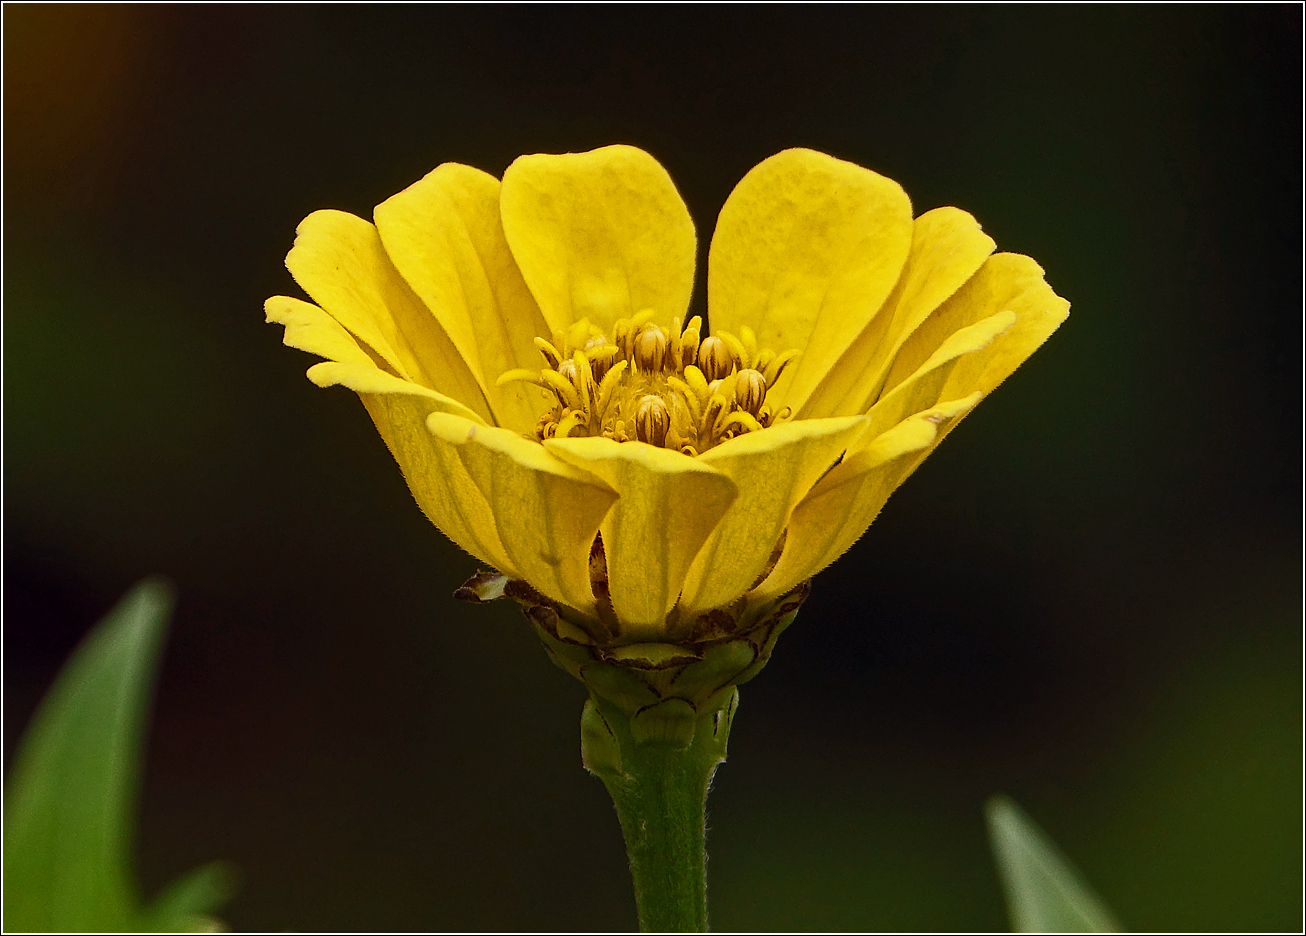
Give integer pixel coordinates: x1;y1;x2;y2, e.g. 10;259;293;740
267;146;1067;709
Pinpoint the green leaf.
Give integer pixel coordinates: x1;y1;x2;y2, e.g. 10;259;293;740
985;795;1123;933
3;578;234;932
141;860;239;932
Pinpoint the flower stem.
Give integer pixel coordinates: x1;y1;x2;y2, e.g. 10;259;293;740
582;690;739;932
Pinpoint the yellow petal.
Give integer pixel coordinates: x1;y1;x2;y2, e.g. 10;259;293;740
306;361;487;425
755;395;981;602
374;163;550;434
265;295;380;370
500;145;697;339
428;414;617;614
758;254;1067;600
707;148;913;415
798;206;996;419
862;309;1016;441
677;415;868;620
338;377;513;575
544;437;736;638
884;252;1070;402
286;208;492;422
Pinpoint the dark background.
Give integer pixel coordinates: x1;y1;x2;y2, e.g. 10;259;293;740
5;5;1301;931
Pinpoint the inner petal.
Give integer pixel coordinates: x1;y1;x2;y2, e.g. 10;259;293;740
499;145;697;340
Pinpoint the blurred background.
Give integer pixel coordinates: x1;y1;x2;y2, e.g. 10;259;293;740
4;5;1300;931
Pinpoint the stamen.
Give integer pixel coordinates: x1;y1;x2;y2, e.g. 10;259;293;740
506;314;797;455
587;345;619;382
680;316;702;370
702;392;730;441
543;369;580;409
668;316;683;373
762;350;798;388
739;325;758;364
633;325;668;373
555;409;586;439
734;369;767;416
572;351;595;417
697;336;733;381
635;395;671;446
718;331;750;371
533;337;563;370
594;360;629;418
683;365;709;401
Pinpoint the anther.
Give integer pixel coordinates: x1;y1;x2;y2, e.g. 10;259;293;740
683;365;709;401
740;325;758;362
613;319;633;360
702;393;729;440
698;336;733;381
587;346;618;382
634;395;671;447
680;316;702;370
573;351;595;415
668;317;683;374
541;369;580;409
514;316;797;454
734;368;767;416
534;337;563;369
762;349;798;388
555;410;586;439
633;325;668;373
718;331;750;371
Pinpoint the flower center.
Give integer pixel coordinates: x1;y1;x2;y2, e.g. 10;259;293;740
499;311;797;455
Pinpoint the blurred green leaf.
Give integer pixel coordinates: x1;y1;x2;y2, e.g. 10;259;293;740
140;860;238;932
986;795;1122;933
3;578;233;932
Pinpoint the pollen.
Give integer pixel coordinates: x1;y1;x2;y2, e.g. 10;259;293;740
498;312;798;455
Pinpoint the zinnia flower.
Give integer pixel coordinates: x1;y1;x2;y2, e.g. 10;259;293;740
266;145;1067;712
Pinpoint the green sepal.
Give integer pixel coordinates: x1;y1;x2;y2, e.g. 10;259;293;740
631;698;698;748
580;699;624;777
457;569;809;718
580;660;662;716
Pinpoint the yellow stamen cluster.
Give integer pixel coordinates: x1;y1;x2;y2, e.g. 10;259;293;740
498;311;797;455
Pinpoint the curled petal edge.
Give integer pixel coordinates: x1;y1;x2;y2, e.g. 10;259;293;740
677;415;869;622
265;295;380;371
427;413;618;616
753;393;983;602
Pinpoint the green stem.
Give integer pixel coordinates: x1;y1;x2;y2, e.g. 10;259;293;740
583;690;739;932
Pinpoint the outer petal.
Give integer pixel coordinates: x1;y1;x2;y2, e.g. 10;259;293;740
286;208;492;422
884;253;1071;403
544;437;736;638
428;414;617;615
325;374;513;575
270;293;502;561
306;361;486;425
798;207;996;419
677;415;869;620
500;145;697;339
862;309;1015;442
374;163;550;434
266;295;384;370
707;149;913;415
755;395;981;602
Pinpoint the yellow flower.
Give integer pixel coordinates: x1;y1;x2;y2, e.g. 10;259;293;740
266;145;1067;670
